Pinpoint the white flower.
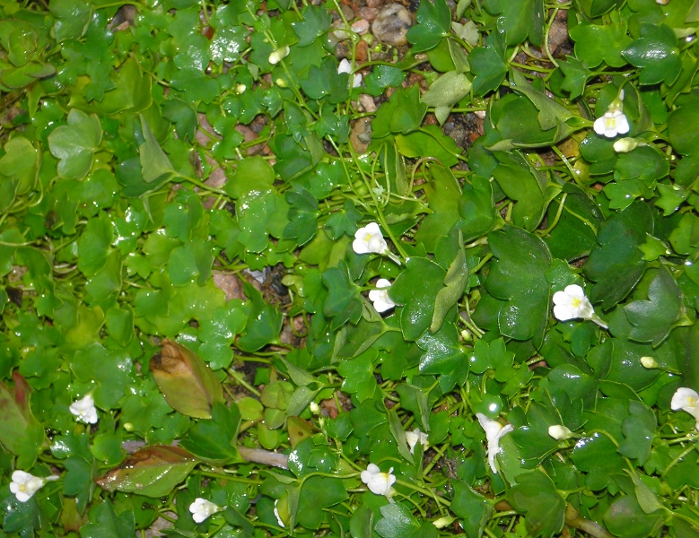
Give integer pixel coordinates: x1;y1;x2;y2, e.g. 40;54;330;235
338;59;352;75
235;83;246;94
594;92;630;138
69;394;98;424
368;279;395;313
360;463;396;497
671;387;699;429
640;356;659;369
548;424;573;440
613;137;638;153
476;413;513;474
268;45;290;65
337;59;362;88
189;498;222;523
405;428;429;454
353;222;389;255
552;284;607;328
10;471;58;502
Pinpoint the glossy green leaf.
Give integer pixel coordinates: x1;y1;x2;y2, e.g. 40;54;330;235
48;109;102;180
624;267;682;345
390;257;446;341
622;23;681;86
508;471;565;538
406;0;451;52
584;203;651;310
149;340;223;419
486;226;551;347
95;445;197;498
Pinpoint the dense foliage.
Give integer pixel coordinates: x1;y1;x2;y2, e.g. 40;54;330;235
1;0;699;536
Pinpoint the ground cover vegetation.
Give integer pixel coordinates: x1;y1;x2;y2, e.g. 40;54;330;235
1;0;699;535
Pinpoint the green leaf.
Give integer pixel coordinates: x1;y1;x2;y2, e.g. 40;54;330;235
421;70;472;110
149;340;223;419
413;165;462;251
237;282;283;352
622;23;681;86
450;480;494;538
624;266;682;345
77;213;113;277
375;503;420;538
0;137;38;195
486;226;551;347
80;500;135;538
50;0;92;42
372;86;427;138
584;203;651;310
469;44;508;96
603;496;663;538
337;350;377;402
364;65;407;96
48;108;102;180
139;115;175;183
431;234;468;332
95;445;197;498
179;401;241;462
569;19;632;68
482;0;544;46
406;0;451;52
507;471;565;538
390;257;446;341
292;5;331;47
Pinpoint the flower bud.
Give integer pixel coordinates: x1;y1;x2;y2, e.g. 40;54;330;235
613;137;638;153
268;46;290;65
150;340;223;419
548;424;573;440
640;356;659;369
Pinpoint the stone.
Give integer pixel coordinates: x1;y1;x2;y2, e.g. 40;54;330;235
371;4;411;46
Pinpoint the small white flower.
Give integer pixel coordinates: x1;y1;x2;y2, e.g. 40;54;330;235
360;463;396;497
235;83;246;94
548;424;573;440
405;428;429;454
552;285;607;328
594;93;630;138
671;387;699;429
613;137;638;153
338;59;352;75
69;394;98;424
10;471;58;502
337;59;362;88
189;498;222;523
476;413;513;474
640;356;659;369
309;401;321;415
353;222;389;255
369;279;395;313
268;45;290;65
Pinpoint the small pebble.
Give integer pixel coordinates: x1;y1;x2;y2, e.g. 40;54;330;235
372;4;412;46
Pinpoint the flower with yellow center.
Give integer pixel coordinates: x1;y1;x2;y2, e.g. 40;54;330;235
353;222;389;255
10;471;59;502
671;387;699;429
552;284;607;328
360;463;396;499
594;91;630;138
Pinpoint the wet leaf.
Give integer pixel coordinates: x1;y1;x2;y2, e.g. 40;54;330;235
149;340;223;419
95;445;197;498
